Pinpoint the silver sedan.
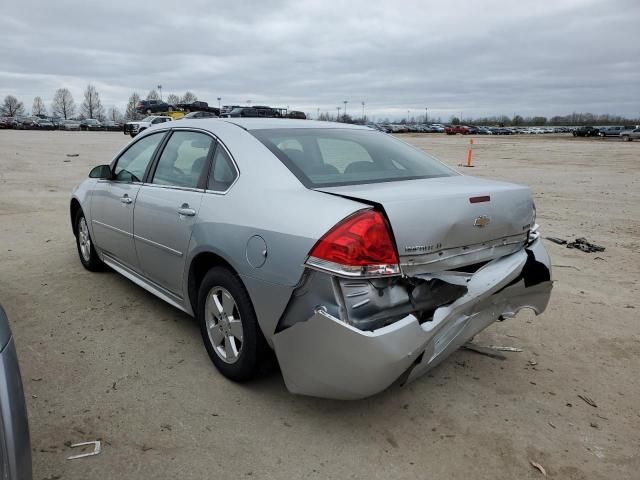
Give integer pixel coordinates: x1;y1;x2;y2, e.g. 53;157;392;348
70;119;552;399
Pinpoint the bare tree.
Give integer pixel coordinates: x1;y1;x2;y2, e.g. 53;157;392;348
166;94;180;105
125;92;141;120
81;84;104;120
1;95;25;117
108;106;123;123
146;90;160;100
32;96;47;116
181;91;197;103
52;88;75;119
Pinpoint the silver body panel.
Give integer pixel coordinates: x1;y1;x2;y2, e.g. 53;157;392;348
71;118;552;399
0;306;32;480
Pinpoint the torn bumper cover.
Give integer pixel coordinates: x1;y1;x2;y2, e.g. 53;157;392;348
272;239;552;400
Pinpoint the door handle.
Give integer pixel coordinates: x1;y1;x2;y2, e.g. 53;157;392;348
120;196;132;204
177;204;196;216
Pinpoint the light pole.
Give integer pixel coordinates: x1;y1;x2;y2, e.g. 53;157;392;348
425;107;428;124
157;84;163;101
407;110;410;124
217;97;221;110
343;100;348;121
317;107;320;119
361;101;365;122
336;106;341;122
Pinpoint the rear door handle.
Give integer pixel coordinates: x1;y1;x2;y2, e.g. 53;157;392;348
178;204;196;216
120;196;132;204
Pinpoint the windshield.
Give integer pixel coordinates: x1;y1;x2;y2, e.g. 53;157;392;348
250;128;456;188
142;116;156;122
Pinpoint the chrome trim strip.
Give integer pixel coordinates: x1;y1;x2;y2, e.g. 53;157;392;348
102;253;188;313
133;234;183;257
91;220;133;238
305;256;401;278
400;233;528;268
139;183;204;193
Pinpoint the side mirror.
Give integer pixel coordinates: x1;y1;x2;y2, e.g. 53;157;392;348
89;165;112;179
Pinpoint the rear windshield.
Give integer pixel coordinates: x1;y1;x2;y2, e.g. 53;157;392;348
250;128;455;187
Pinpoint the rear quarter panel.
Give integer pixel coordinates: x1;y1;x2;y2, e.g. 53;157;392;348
185;122;366;338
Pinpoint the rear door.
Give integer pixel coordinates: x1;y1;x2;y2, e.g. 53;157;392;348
90;131;167;270
133;130;214;295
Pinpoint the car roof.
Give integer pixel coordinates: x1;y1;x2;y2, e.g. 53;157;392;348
174;118;374;131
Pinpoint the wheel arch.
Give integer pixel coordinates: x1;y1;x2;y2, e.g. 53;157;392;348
70;197;82;236
187;250;239;315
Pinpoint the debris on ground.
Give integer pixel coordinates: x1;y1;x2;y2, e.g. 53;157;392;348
530;460;547;476
66;153;79;157
67;440;101;460
548;421;556;429
462;343;507;360
577;394;598;408
547;236;605;253
462;343;506;360
546;237;567;245
489;345;523;352
566;237;605;253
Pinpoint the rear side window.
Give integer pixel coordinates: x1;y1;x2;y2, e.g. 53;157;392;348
152;131;213;188
113;132;165;182
208;145;237;192
250;128;455;188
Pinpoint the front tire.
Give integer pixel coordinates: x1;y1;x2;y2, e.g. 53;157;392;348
197;267;266;381
74;210;104;271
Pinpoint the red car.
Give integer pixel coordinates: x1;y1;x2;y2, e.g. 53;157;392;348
444;125;471;135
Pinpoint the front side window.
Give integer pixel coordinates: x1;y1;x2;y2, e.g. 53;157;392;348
152;131;213;188
251;128;456;188
113;132;165;182
208;145;237;191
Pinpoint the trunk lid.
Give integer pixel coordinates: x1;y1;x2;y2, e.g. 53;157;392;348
316;176;535;273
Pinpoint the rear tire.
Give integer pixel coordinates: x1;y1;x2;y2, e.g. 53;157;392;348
197;267;267;381
74;210;104;271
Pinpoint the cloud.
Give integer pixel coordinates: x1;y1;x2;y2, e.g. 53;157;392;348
1;0;638;120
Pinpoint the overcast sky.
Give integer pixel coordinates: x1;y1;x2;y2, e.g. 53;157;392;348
2;0;639;120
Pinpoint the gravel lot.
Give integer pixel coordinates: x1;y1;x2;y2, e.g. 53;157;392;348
0;130;638;479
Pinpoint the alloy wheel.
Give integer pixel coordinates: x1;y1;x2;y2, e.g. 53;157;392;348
205;287;244;364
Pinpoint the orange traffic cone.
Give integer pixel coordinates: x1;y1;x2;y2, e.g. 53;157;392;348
462;137;474;167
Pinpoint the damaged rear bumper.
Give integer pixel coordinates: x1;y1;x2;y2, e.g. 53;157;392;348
272;239;552;400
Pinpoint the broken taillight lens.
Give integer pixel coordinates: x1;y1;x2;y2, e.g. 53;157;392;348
306;209;400;277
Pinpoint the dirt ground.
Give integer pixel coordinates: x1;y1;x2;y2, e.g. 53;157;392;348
0;129;638;479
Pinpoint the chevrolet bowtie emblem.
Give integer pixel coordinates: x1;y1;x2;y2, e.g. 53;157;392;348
473;215;491;228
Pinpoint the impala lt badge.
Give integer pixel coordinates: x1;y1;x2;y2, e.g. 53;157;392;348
474;215;491;228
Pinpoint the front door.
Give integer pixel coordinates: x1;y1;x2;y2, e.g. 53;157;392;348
134;130;213;295
90;131;166;271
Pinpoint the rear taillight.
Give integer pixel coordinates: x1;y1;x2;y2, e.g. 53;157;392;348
305;209;400;277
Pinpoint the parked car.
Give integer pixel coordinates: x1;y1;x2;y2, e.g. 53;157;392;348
620;127;640;141
60;120;81;131
136;99;175;114
598;126;632;137
224;106;285;118
444;125;470;135
0;117;16;129
287;111;307;120
70;118;552;399
176;101;219;115
180;111;218;120
123;115;172;137
573;126;599;137
0;305;32;479
16;117;39;130
102;121;122;131
34;118;55;130
80;119;103;131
